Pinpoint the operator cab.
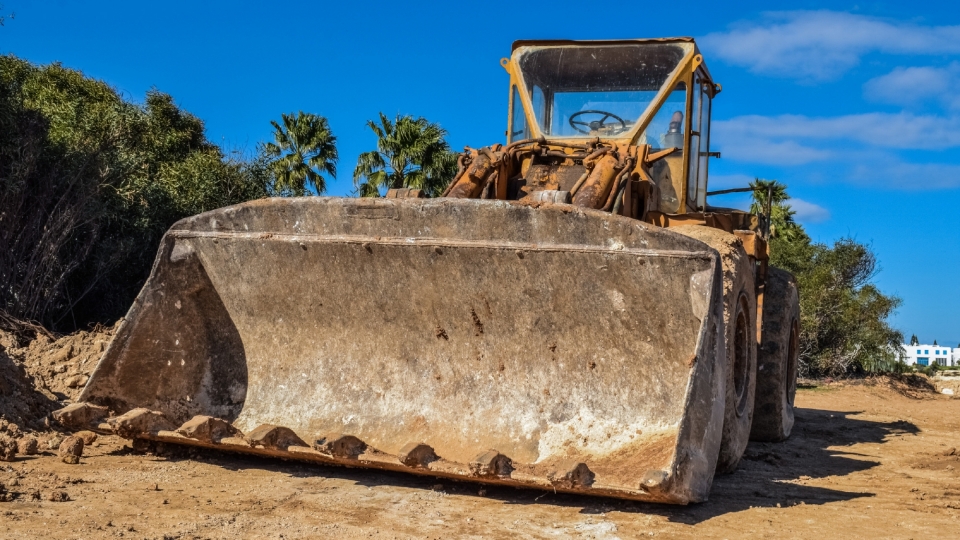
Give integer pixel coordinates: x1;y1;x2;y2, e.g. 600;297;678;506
505;39;718;213
510;42;689;141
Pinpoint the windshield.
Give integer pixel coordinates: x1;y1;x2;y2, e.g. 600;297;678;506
515;43;691;138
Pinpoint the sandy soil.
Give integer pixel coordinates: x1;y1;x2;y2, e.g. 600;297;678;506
1;381;958;539
0;326;114;430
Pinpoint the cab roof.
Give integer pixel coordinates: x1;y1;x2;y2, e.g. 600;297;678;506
509;37;711;83
511;37;696;51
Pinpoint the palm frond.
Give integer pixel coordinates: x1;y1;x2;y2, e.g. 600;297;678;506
356;182;381;197
353;112;456;196
265;112;338;196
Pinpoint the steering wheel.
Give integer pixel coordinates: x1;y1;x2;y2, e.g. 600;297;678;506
569;110;628;135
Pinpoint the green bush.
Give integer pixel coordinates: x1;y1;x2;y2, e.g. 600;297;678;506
753;180;904;377
0;55;270;332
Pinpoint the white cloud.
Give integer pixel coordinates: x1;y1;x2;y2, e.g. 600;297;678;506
864;63;960;110
714;113;960;152
719;148;960;191
790;198;831;223
712;113;960;190
701;11;960;80
849;158;960;189
715;135;832;165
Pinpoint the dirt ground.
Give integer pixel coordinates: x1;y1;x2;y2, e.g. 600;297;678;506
0;380;957;539
0;326;114;430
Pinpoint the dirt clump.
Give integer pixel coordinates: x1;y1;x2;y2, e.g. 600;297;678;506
17;435;38;455
0;433;16;461
47;490;70;502
75;430;98;445
58;436;84;464
46;434;65;450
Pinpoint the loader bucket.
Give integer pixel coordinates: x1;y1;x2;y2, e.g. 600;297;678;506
76;197;726;503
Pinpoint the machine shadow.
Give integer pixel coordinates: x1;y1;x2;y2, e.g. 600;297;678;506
494;406;918;523
163;405;916;525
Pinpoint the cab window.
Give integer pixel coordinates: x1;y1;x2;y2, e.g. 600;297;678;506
509;85;528;142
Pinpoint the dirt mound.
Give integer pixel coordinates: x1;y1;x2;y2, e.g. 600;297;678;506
0;323;115;431
932;373;960;396
873;373;941;399
799;373;943;400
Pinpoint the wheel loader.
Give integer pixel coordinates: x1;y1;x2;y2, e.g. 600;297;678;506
54;38;800;504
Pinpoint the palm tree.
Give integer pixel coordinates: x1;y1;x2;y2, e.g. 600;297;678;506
749;178;790;214
263;112;338;196
750;178;802;241
353;113;458;197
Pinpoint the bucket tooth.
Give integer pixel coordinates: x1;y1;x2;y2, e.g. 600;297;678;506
547;462;595;489
640;469;671;494
175;416;241;444
315;434;366;458
108;408;175;438
244;424;307;450
52;402;109;431
470;450;513;478
397;443;438;468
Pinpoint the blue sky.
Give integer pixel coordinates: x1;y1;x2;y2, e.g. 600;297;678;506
3;1;959;345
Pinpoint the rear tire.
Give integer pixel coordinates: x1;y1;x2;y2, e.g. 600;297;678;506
750;267;800;442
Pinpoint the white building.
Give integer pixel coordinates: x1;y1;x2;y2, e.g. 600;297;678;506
901;344;957;367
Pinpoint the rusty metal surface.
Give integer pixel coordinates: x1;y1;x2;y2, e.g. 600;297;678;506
645;211;760;235
445;147;501;199
733;230;768;262
79;197;727;503
448;140;649;217
384;188;425;199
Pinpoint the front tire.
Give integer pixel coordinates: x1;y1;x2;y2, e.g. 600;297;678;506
715;257;758;474
671;226;758;475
